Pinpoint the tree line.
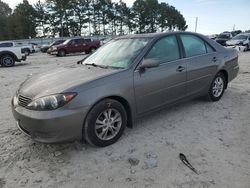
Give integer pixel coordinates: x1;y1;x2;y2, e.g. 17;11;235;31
0;0;188;40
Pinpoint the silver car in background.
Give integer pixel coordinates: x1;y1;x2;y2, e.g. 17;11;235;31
226;33;250;51
12;32;239;147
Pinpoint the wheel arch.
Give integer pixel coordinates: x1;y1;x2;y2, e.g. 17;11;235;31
0;51;18;62
84;95;133;129
218;69;228;89
58;48;67;54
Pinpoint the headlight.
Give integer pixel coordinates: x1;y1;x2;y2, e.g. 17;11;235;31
27;93;77;111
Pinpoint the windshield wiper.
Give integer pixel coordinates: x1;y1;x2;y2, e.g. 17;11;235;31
85;63;108;69
107;66;125;70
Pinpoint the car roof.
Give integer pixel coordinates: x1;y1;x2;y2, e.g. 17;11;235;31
69;38;85;40
115;31;201;40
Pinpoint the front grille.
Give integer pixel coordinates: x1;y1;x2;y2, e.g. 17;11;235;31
18;95;32;107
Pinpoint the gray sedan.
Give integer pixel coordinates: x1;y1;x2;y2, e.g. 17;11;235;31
12;32;239;147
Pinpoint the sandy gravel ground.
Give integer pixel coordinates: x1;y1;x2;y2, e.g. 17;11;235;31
0;51;249;188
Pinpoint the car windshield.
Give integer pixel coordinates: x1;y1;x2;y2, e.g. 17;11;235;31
233;35;248;40
218;34;230;39
51;40;64;46
83;38;150;69
63;39;71;44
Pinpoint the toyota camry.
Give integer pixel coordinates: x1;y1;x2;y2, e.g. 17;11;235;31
12;32;239;147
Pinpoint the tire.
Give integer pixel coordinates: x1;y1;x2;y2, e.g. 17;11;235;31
24;49;30;56
58;49;66;57
0;55;15;67
85;48;92;54
207;72;226;101
245;44;249;52
83;99;127;147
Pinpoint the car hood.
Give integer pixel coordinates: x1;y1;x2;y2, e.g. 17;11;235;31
18;65;119;99
226;39;246;45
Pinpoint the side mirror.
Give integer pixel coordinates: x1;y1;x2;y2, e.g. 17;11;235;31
139;59;159;72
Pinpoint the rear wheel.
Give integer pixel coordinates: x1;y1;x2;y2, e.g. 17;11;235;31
83;99;127;147
207;72;226;101
1;55;15;67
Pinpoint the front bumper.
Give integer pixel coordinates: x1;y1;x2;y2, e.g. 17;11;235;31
49;49;58;55
16;55;27;62
11;100;89;143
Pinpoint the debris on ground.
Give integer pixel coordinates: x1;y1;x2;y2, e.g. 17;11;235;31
179;153;199;174
128;157;140;166
53;151;62;157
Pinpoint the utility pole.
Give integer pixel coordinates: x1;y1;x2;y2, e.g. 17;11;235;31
233;24;235;31
195;17;198;32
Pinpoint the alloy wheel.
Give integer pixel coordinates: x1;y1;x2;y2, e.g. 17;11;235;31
2;56;14;67
212;77;224;97
94;108;122;141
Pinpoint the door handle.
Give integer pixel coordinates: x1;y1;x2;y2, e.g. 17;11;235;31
176;66;185;72
212;57;217;62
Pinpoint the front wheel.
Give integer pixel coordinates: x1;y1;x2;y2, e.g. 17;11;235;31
83;99;127;147
24;49;30;56
207;72;226;101
244;44;249;52
58;49;66;57
1;55;15;67
85;48;93;54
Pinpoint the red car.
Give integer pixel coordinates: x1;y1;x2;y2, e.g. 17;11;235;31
49;38;100;57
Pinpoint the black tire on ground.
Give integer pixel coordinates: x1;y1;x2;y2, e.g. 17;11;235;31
85;48;92;54
0;55;15;67
24;49;30;56
83;99;127;147
207;72;226;102
58;49;66;57
245;44;249;52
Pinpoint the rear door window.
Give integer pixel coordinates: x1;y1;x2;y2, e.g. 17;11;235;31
180;35;207;57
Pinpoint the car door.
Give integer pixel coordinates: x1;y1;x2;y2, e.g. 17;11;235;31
179;34;218;96
80;39;89;52
67;39;80;53
134;35;187;114
67;39;75;53
74;39;83;52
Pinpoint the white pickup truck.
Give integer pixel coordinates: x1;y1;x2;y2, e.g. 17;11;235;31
0;46;26;67
0;41;34;56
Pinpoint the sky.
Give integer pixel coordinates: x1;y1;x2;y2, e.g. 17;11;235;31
2;0;250;35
